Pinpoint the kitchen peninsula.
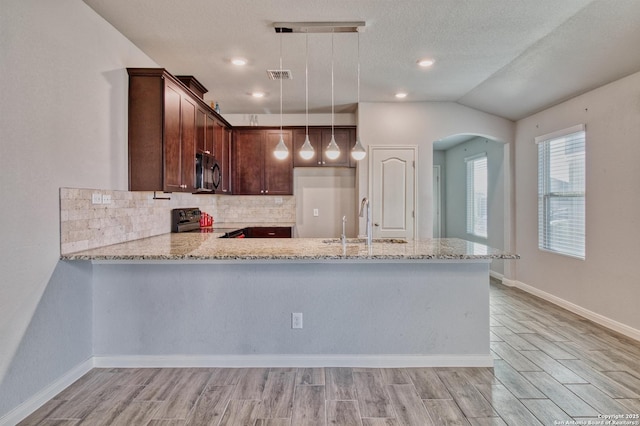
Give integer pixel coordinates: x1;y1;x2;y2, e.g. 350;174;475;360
62;235;517;368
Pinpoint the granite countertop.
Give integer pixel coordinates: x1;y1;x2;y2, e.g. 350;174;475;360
60;233;520;262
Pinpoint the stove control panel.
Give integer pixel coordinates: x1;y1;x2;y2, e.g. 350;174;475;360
171;208;201;233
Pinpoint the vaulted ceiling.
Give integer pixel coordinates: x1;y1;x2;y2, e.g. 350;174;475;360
84;0;640;121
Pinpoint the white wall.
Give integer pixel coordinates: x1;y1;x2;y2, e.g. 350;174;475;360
357;102;514;240
442;137;506;275
514;70;640;334
0;0;157;416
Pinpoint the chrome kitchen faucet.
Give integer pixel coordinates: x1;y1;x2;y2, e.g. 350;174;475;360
359;197;372;247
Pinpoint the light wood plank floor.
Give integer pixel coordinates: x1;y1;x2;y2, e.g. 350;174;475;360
19;280;640;425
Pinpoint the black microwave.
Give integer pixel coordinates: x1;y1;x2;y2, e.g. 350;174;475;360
195;153;221;193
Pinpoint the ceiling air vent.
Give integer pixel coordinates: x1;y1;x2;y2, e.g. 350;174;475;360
266;69;293;80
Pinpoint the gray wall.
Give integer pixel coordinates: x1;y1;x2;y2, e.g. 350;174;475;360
93;262;489;357
443;137;506;275
0;261;93;417
514;70;640;332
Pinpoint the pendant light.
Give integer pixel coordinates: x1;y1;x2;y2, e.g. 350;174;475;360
299;33;315;160
325;32;340;160
351;31;366;161
274;30;289;160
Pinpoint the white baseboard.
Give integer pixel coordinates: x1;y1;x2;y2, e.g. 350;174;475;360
0;358;94;426
501;277;517;287
509;279;640;342
93;354;494;368
489;270;504;282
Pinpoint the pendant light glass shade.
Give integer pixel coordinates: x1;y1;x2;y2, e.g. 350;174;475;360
351;137;366;161
300;135;314;160
325;135;340;160
274;136;289;159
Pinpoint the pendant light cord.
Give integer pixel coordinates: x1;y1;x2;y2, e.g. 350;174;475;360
280;30;283;136
305;33;309;136
331;31;334;136
357;32;360;105
356;31;360;140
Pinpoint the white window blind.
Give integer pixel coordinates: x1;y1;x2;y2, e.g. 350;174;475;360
466;153;488;238
537;125;586;259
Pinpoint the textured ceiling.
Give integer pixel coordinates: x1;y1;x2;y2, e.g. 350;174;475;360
83;0;640;121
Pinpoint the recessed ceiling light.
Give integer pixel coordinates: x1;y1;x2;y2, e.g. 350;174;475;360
417;58;435;67
251;92;265;98
395;92;407;99
231;58;248;66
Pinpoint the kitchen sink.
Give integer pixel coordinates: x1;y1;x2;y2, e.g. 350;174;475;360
322;238;408;244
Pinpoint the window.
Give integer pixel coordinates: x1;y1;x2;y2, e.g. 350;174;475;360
537;125;586;259
466;153;488;238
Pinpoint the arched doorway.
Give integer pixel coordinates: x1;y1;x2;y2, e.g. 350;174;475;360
433;134;512;280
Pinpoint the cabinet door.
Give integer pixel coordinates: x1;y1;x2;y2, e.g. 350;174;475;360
293;128;322;167
214;120;224;158
321;128;352;167
264;130;293;195
196;107;206;154
233;130;264;195
181;96;197;191
204;114;215;155
218;127;233;193
163;81;183;192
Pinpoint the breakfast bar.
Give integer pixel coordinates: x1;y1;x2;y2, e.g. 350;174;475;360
63;235;517;368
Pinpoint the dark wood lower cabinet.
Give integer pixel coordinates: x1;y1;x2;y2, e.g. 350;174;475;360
245;227;292;238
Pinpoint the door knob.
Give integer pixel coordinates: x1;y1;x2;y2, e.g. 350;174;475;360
374;223;380;227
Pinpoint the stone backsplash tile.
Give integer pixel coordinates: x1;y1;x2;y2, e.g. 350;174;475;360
60;188;295;255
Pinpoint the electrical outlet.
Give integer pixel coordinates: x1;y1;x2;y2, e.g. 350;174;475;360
292;312;303;329
92;193;102;204
313;208;319;217
274;197;283;205
101;194;112;204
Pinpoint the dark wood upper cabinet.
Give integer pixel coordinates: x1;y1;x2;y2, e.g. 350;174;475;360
127;68;231;193
233;130;264;195
196;107;217;156
216;126;233;194
162;81;183;192
180;95;197;192
264;130;293;195
292;126;356;168
233;129;293;195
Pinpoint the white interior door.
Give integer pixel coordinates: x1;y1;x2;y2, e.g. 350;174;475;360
370;147;417;239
